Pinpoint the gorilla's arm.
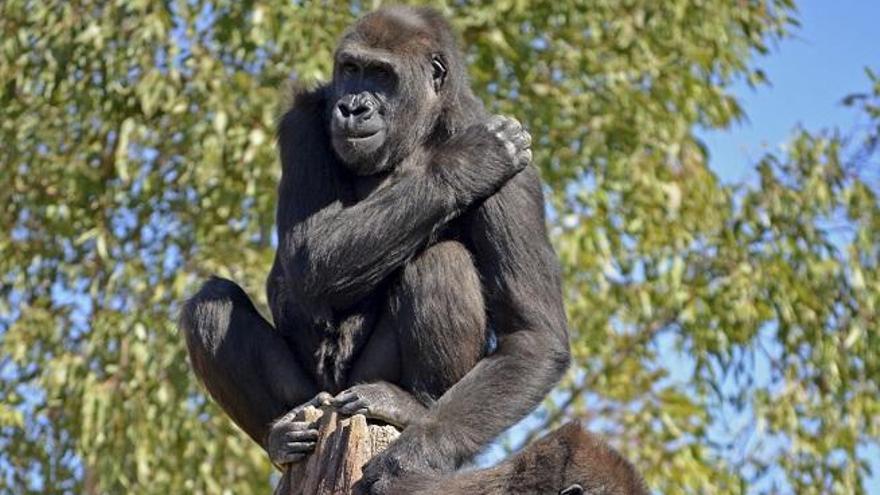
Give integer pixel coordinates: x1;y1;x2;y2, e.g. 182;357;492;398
430;166;570;460
362;167;571;482
277;90;527;311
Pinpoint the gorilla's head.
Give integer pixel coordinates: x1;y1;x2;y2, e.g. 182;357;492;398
328;6;482;175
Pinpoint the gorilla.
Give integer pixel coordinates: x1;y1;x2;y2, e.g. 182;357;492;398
180;6;646;494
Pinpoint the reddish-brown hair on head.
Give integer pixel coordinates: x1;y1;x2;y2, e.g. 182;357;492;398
342;6;454;56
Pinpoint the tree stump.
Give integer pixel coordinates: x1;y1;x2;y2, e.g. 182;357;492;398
274;406;401;495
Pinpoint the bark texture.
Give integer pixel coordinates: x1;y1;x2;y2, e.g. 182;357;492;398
274;406;400;495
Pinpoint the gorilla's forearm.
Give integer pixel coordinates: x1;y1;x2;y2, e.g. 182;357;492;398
422;330;569;464
280;123;528;311
280;168;461;310
427;167;571;463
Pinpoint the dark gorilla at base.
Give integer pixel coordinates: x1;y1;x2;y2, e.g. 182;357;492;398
180;6;646;494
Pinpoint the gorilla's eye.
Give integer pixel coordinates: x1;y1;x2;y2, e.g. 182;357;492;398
374;66;392;82
431;54;447;90
558;484;584;495
431;58;446;78
340;62;358;76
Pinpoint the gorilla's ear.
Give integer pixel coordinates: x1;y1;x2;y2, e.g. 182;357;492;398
431;54;447;92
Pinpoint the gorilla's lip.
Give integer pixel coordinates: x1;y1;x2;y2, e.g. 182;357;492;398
344;129;383;141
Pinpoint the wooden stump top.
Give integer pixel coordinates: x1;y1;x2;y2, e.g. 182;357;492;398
274;406;400;495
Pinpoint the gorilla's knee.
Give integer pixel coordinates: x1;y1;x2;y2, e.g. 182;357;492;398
180;276;250;355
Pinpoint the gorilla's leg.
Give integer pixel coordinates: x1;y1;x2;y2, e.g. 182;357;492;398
394;240;487;401
180;277;319;448
341;240;486;428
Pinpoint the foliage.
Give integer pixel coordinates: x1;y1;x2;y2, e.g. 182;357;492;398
1;0;877;493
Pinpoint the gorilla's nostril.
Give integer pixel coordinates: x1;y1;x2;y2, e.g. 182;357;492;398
337;102;352;118
337;101;372;119
337;93;377;122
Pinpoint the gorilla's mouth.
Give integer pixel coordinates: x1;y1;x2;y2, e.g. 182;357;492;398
345;129;382;141
332;128;387;166
342;129;385;150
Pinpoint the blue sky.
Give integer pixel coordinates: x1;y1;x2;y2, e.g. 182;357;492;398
700;0;880;183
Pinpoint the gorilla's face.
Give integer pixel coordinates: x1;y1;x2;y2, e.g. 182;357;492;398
329;46;447;175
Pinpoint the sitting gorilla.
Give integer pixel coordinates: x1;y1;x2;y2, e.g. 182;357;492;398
180;6;646;494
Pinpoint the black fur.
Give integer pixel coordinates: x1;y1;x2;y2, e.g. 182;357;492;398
180;6;645;493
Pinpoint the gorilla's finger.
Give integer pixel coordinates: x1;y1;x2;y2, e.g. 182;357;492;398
280;421;315;432
311;391;333;407
512;131;531;149
285;429;319;442
285;441;317;453
341;407;370;417
487;114;515;132
339;399;369;416
330;390;358;407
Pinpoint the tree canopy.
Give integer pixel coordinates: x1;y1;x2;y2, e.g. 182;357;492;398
1;0;877;493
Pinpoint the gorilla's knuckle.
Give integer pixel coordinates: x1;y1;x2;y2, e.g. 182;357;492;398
503;140;517;156
485;115;506;132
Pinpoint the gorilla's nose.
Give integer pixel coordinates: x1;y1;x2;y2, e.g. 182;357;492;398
336;95;376;122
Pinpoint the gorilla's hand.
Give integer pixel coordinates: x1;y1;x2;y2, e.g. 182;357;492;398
436;114;532;207
484;114;533;170
331;382;427;429
266;392;332;466
358;424;452;495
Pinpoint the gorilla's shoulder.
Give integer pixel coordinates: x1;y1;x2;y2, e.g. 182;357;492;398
278;83;330;134
288;83;329;112
277;83;332;147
